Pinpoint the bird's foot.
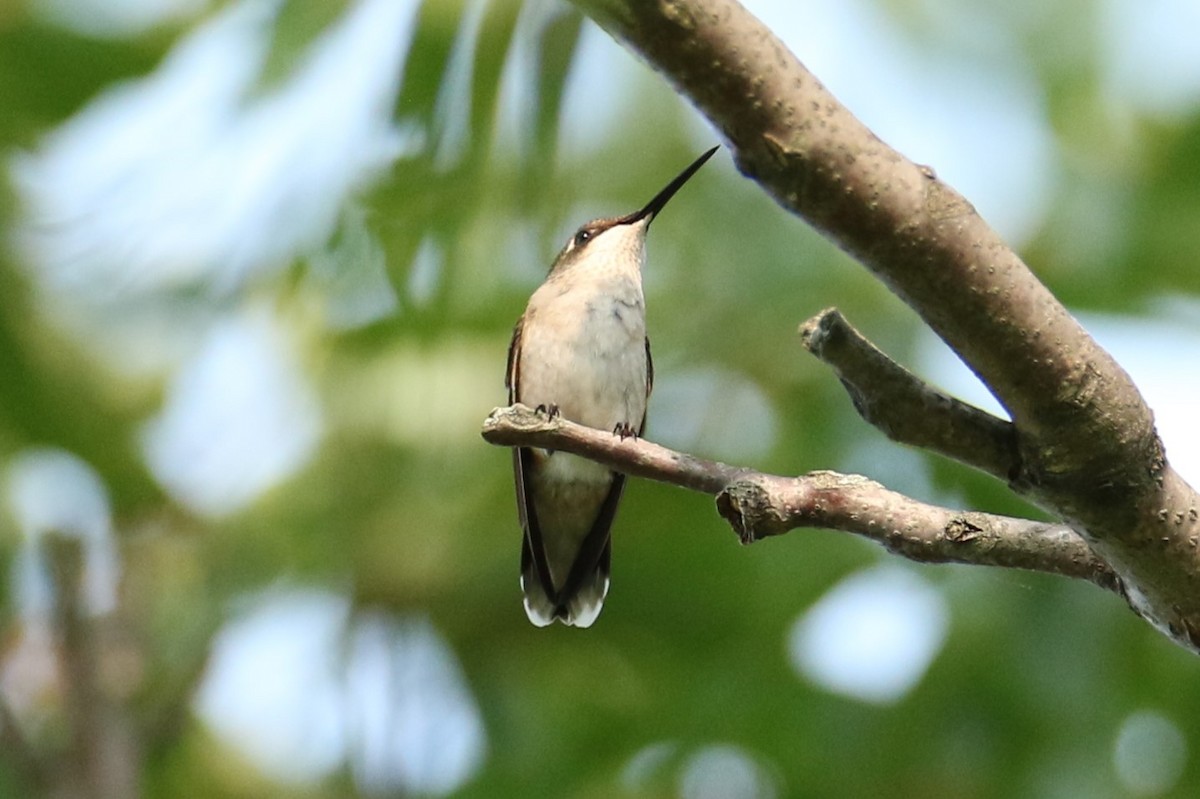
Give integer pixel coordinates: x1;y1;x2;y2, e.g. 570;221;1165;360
613;422;638;440
534;403;561;420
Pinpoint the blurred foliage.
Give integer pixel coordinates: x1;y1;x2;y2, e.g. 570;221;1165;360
2;0;1200;798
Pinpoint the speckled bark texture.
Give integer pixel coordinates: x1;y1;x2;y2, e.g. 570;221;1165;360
539;0;1200;652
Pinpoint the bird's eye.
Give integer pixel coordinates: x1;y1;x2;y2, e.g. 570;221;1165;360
573;229;591;247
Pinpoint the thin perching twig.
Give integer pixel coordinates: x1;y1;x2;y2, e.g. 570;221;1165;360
482;405;1120;595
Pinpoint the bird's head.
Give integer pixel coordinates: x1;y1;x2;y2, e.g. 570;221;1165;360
547;146;718;277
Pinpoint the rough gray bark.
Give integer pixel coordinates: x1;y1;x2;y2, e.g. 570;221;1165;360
485;0;1200;651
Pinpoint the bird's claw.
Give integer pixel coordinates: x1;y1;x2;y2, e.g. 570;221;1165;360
534;403;561;420
613;422;638;440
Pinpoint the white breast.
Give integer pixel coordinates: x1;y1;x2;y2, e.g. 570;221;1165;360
517;274;648;434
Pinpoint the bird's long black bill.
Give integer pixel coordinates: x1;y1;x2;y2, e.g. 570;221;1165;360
623;145;719;226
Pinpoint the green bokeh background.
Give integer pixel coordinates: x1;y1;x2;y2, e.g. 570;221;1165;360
2;1;1199;797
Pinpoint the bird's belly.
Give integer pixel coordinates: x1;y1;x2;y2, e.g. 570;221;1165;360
519;301;647;433
529;450;611;588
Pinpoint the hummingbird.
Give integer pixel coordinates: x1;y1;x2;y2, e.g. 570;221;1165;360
506;146;718;627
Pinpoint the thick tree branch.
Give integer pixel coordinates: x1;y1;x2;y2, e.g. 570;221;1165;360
574;0;1160;514
569;0;1200;651
483;405;1120;594
717;472;1120;594
800;307;1019;483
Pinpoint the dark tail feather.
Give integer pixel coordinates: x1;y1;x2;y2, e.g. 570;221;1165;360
521;535;611;628
516;459;624;628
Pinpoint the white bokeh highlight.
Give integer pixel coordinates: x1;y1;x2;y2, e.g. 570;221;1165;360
559;0;1061;246
140;307;321;517
789;565;949;704
653;367;778;463
306;207;398;330
1101;0;1200;118
12;0;416;300
914;302;1200;488
678;745;777;799
734;0;1057;247
557;21;648;158
195;588;486;794
34;0;204;38
196;588;348;784
1113;710;1187;796
344;612;488;796
621;740;679;791
5;448;119;618
431;0;488;172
